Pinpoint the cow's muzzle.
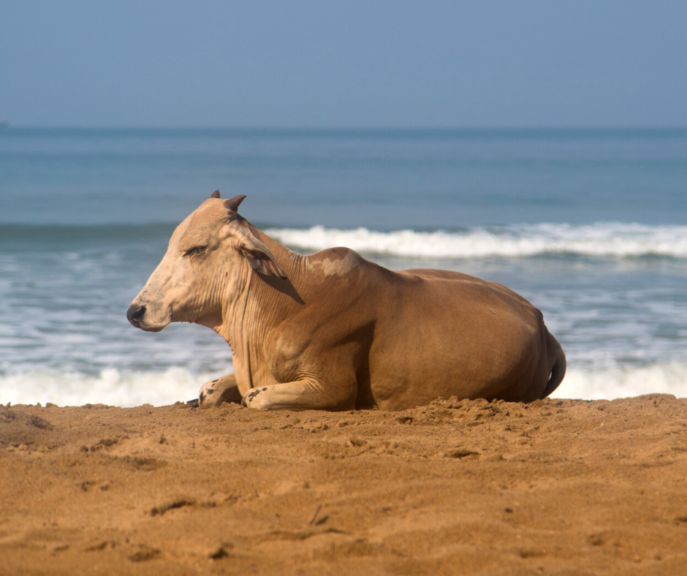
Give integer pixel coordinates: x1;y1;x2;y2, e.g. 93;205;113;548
127;304;146;328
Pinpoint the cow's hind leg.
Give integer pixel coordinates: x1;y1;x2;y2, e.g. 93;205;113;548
199;373;243;408
241;377;356;411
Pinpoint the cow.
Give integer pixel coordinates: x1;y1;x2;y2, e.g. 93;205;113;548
127;191;566;411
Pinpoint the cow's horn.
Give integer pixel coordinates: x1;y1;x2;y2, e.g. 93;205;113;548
211;190;221;199
225;195;246;213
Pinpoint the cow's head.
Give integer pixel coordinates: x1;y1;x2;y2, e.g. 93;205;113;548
127;192;285;332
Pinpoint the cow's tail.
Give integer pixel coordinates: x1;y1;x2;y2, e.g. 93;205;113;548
540;341;567;399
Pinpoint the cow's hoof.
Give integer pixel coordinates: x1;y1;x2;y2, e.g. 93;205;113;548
198;379;221;408
241;387;268;408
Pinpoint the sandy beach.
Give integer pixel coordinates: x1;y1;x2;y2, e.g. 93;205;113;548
1;395;686;575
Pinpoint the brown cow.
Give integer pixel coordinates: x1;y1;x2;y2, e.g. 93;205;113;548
127;192;566;411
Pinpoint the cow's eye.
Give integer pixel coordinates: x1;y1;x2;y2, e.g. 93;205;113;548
184;246;208;257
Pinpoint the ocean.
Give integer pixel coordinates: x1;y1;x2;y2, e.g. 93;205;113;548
1;128;687;406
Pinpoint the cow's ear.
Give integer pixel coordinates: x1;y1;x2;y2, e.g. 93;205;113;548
239;236;287;279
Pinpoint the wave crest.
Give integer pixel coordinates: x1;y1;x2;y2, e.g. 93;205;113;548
266;222;687;259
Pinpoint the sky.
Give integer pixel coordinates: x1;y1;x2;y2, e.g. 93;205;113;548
1;1;686;128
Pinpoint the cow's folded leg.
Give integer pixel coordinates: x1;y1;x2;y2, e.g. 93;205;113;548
199;373;243;408
241;378;355;411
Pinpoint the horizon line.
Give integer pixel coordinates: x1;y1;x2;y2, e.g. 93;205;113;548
3;124;687;132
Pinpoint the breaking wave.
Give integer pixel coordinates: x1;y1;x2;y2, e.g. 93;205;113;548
0;367;224;408
551;362;687;400
266;222;687;259
1;362;685;407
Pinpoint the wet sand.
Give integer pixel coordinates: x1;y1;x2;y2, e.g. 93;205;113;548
1;395;686;575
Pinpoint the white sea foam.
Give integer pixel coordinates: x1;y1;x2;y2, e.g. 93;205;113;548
0;367;226;408
551;362;687;400
266;222;687;259
1;362;684;407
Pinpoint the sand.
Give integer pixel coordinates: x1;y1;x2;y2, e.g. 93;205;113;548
1;394;686;575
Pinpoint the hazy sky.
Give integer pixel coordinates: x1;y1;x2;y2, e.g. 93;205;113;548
1;1;686;128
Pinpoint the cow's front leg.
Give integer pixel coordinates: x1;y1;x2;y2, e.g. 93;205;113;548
199;373;243;408
241;377;356;411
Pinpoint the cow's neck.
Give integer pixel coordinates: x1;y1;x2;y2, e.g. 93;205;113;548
217;225;307;391
251;225;308;290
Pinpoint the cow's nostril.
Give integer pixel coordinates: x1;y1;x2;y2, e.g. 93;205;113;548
127;304;146;327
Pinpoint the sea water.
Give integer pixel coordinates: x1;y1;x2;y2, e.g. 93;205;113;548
1;128;687;406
